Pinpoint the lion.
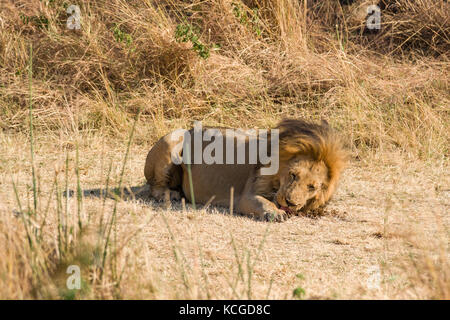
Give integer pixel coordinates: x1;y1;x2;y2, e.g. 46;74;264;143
144;119;348;222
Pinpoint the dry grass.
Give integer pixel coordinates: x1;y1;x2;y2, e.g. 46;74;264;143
0;0;448;299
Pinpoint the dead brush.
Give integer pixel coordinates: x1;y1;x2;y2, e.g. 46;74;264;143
340;0;450;56
376;0;449;56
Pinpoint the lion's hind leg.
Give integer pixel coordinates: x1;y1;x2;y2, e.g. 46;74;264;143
144;133;183;202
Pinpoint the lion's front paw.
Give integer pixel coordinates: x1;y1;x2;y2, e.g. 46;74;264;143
263;209;289;222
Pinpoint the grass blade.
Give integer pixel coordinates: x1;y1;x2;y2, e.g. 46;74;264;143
28;43;37;214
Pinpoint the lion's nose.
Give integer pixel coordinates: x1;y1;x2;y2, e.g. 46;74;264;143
285;199;296;207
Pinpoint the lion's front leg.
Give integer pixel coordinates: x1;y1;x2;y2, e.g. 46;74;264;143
237;194;288;222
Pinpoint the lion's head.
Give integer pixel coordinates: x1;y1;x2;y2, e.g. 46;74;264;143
260;119;348;214
275;156;329;212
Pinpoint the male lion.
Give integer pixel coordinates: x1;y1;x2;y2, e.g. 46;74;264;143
144;119;347;222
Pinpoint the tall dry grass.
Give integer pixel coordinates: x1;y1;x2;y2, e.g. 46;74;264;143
1;0;448;156
0;0;448;299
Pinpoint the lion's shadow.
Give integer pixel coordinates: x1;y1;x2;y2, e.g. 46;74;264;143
65;184;151;202
64;185;325;221
63;184;232;216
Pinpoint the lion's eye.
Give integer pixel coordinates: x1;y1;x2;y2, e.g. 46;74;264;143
290;173;297;181
308;184;316;191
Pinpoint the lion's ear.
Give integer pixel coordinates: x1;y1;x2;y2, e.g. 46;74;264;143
321;119;329;127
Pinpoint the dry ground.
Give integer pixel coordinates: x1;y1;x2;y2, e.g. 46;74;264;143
1;131;448;299
0;0;449;299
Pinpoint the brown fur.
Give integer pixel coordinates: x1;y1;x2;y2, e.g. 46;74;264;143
144;119;348;222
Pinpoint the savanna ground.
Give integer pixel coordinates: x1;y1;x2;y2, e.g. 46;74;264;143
0;0;449;299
